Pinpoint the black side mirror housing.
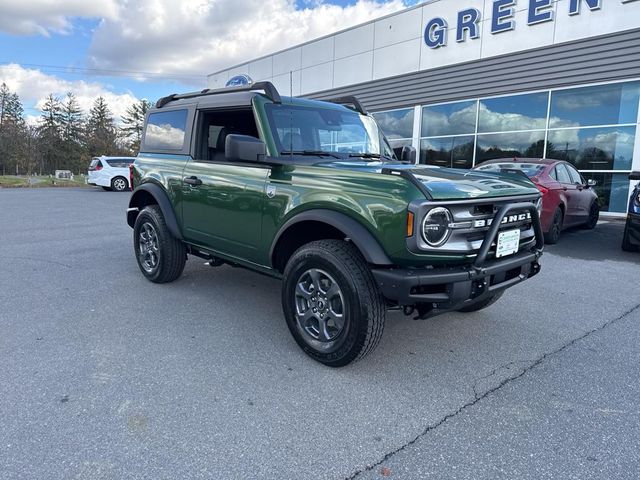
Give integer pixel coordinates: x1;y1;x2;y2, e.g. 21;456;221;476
401;145;416;163
225;134;267;162
629;171;640;181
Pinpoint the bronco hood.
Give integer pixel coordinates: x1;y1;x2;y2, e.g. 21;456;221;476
324;161;540;200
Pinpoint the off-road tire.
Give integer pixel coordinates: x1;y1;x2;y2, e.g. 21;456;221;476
281;240;385;367
457;291;504;313
583;201;599;230
133;205;186;283
111;176;129;192
544;207;563;244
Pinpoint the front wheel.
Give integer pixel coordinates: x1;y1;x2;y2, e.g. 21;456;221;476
133;205;186;283
583;201;599;230
281;240;385;367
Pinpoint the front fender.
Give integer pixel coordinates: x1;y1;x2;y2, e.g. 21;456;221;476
127;182;182;239
270;209;393;265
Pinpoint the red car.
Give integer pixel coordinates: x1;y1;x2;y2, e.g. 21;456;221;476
474;158;599;244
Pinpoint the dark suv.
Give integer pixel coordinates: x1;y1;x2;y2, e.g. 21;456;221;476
126;82;544;366
622;171;640;251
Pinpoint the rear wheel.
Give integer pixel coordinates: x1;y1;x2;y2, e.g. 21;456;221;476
544;207;563;244
458;291;504;312
133;205;186;283
111;176;128;192
583;201;599;230
281;240;385;367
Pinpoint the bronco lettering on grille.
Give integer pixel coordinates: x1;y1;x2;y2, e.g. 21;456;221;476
473;212;531;228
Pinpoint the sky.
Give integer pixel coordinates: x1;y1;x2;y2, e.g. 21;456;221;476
0;0;416;124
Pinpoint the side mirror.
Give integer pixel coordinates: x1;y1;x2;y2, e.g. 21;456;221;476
587;179;597;187
629;171;640;181
401;145;416;163
225;134;266;162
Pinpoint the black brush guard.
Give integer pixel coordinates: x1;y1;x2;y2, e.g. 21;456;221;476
372;202;544;312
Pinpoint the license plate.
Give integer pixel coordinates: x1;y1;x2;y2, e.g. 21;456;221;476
496;229;520;258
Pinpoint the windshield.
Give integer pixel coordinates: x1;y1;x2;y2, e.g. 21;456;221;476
265;103;396;159
476;163;546;178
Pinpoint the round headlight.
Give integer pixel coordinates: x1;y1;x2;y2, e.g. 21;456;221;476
422;207;452;247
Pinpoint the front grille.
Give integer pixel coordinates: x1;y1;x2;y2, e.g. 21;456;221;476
414;195;539;254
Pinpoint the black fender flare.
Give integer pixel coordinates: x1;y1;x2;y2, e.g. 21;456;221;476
127;183;182;240
270;209;393;266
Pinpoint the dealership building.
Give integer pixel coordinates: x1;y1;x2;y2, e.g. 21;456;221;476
208;0;640;213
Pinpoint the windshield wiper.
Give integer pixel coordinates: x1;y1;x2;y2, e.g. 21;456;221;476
281;150;341;159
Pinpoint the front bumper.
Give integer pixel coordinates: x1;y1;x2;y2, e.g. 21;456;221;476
372;250;541;308
372;201;544;310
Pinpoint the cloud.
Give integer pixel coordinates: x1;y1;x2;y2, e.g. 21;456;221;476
87;0;407;81
0;0;118;36
0;64;138;121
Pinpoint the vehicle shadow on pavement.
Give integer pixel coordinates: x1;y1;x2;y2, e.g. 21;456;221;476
544;220;637;262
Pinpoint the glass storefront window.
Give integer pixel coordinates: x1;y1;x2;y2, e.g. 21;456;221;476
389;139;412;159
475;131;545;163
372;108;414;140
581;172;632;212
547;126;635;170
549;82;640;128
478;92;548;132
420;136;474;169
422;100;477;137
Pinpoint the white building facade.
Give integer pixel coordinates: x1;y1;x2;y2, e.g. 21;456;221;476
208;0;640;213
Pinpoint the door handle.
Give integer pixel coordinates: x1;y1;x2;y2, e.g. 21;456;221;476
184;176;202;186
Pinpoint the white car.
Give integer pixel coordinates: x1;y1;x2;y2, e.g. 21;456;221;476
87;156;135;192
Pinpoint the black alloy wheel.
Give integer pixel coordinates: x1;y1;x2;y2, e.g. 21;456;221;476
133;205;186;283
281;240;385;367
544;207;563;244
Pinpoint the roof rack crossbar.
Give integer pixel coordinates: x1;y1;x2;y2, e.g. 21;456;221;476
326;96;368;115
155;81;282;108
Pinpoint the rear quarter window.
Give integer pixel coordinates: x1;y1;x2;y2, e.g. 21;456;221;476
143;109;189;151
105;159;134;168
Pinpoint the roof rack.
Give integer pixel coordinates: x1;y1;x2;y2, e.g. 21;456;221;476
155;81;282;108
326;96;368;115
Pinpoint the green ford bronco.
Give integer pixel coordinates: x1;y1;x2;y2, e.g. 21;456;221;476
127;82;543;367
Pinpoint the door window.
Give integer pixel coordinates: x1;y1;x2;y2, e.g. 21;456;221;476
554;164;572;184
565;164;583;185
197;109;259;161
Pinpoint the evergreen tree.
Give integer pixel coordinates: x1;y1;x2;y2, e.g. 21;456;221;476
37;93;64;173
0;84;27;175
85;96;117;157
60;92;84;172
121;99;151;153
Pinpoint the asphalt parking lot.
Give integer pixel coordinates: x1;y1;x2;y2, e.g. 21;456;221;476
1;188;638;480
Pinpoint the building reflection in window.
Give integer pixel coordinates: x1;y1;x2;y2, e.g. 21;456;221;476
420;136;474;169
476;131;545;162
581;172;631;212
547;126;635;171
549;82;640;128
372;108;414;140
422;101;476;137
478;92;548;132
